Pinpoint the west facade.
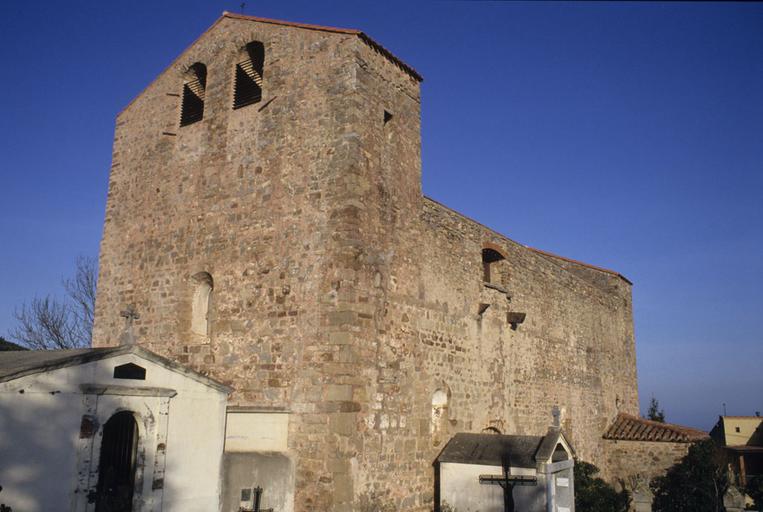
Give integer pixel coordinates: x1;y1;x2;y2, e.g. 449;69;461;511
93;13;639;511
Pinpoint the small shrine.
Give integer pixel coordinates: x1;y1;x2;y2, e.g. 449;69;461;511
434;410;575;512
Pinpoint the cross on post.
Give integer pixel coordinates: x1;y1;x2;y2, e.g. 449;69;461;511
119;304;140;346
478;455;538;512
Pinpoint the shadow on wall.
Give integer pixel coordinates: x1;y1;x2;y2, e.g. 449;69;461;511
222;452;294;512
0;382;83;511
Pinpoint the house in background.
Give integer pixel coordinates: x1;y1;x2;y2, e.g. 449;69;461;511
710;415;763;487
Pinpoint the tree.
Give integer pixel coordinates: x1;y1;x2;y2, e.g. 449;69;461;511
575;460;630;512
650;438;728;512
746;474;763;511
647;396;666;423
8;256;97;350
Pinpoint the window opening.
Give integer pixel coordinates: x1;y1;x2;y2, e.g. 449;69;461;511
234;41;264;109
180;63;207;126
482;248;505;284
384;110;393;124
113;363;146;381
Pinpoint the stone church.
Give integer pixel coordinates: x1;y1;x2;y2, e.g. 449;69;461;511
88;11;643;511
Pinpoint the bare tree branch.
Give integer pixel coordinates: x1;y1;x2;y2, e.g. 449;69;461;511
63;256;97;343
8;256;97;350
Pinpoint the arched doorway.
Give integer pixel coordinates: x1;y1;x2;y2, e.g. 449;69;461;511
95;411;138;512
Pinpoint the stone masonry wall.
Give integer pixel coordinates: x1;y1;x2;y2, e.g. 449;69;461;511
94;14;639;511
603;440;691;511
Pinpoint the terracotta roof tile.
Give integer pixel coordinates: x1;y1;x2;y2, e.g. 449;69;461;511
604;413;709;443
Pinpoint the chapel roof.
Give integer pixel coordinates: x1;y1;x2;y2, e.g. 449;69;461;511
435;427;573;468
604;412;708;443
0;345;231;392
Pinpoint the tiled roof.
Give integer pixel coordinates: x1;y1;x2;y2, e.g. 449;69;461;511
604;413;709;443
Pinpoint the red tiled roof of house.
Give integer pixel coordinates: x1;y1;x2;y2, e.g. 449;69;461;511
604;413;709;443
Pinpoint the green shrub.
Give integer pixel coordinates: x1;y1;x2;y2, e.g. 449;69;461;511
574;460;630;512
650;439;728;512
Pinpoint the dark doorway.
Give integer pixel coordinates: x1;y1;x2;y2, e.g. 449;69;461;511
95;411;138;512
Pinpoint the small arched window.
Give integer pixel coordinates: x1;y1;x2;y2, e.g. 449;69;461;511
191;272;213;336
233;41;264;109
482;248;505;285
180;63;207;126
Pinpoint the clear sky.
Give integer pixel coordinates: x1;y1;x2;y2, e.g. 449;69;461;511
0;1;761;430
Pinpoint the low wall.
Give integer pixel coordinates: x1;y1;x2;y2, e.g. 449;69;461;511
603;439;690;511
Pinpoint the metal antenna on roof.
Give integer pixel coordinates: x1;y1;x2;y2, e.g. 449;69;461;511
723;402;727;416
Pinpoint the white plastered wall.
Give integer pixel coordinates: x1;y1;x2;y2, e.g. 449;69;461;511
0;352;228;512
439;463;547;512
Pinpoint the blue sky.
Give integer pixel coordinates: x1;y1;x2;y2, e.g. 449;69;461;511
0;1;761;430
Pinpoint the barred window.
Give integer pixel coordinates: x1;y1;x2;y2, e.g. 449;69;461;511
180;63;207;126
233;42;264;109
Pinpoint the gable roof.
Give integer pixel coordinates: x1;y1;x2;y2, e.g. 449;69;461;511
435;427;574;468
0;345;231;393
534;426;575;463
604;413;708;443
436;432;544;468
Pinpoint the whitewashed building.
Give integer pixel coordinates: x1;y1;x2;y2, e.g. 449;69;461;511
0;346;230;511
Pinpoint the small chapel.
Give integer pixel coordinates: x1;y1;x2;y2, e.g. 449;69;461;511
0;11;704;512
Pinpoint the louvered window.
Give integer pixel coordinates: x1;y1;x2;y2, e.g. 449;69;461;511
180;63;207;126
233;42;264;109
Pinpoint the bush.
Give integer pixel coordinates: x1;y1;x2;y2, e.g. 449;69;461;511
650;439;728;512
747;474;763;511
575;460;630;512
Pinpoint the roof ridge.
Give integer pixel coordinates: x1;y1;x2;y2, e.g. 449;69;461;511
221;12;422;82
